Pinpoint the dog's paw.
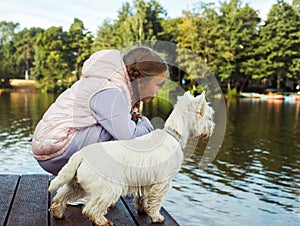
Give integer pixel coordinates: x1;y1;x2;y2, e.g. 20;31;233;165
50;207;64;219
101;220;114;226
136;205;146;213
151;214;165;223
137;208;146;214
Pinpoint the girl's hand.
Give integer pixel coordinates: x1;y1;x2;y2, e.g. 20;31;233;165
131;112;142;123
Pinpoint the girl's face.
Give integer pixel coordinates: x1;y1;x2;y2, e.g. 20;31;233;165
138;72;167;103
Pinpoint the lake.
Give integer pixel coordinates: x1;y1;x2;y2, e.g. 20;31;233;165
0;91;299;226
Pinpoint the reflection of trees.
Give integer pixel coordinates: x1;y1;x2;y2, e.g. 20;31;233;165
0;93;56;148
174;98;299;212
220;99;300;174
142;95;172;121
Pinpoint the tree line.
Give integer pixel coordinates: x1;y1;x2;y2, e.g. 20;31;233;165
0;0;299;93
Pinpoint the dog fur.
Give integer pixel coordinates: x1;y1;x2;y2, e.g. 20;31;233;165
48;91;215;226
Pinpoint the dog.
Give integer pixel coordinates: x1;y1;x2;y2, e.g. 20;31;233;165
48;91;215;226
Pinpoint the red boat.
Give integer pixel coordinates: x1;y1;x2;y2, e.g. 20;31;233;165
266;94;284;100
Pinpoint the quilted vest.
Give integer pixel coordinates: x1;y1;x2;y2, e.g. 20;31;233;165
32;50;133;160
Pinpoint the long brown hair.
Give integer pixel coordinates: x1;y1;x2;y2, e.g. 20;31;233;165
123;46;168;81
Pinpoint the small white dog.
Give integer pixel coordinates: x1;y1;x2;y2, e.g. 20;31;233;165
49;91;215;226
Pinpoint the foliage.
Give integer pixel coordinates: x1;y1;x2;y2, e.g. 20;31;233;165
67;18;93;79
92;0;167;51
31;26;71;92
0;0;299;93
255;0;300;89
0;21;20;87
14;27;44;79
176;3;219;93
206;0;261;92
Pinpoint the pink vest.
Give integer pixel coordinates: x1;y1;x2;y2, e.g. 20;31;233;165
32;50;133;160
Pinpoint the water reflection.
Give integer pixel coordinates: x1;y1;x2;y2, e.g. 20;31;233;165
0;92;57;174
0;93;299;225
164;98;300;226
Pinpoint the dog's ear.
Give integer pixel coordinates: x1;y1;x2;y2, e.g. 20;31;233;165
196;91;206;100
195;91;206;114
183;90;192;97
195;91;206;103
178;90;193;102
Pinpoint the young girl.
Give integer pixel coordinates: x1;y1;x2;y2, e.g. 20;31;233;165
32;46;168;175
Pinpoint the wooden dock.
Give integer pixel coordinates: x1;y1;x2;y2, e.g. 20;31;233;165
0;174;180;226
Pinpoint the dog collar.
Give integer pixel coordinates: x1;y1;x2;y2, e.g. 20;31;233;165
164;128;182;143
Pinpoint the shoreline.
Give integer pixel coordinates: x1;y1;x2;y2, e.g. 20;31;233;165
1;79;38;93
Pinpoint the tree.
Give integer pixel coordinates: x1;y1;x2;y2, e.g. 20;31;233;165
292;0;300;13
207;0;261;93
160;18;180;43
67;18;93;79
231;3;261;93
213;0;246;91
92;19;123;52
256;0;300;89
32;26;71;92
13;27;44;79
0;21;19;46
121;0;166;43
176;9;211;93
92;0;167;50
0;21;20;87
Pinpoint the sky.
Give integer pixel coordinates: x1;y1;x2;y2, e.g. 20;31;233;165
0;0;293;35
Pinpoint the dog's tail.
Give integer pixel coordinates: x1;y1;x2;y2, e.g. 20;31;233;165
48;152;83;192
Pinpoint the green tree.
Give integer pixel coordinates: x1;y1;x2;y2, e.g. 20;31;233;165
0;21;19;87
32;26;71;92
67;18;93;79
160;18;180;43
131;0;166;42
92;0;166;50
92;2;133;51
0;21;19;46
92;19;123;52
14;27;43;79
176;9;211;93
214;0;245;91
176;2;227;93
256;0;300;89
208;0;261;92
292;0;300;13
231;3;261;92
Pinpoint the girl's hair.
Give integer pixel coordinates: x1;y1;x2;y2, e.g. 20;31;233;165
123;46;168;81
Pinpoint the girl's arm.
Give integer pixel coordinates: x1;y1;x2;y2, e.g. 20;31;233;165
89;88;154;140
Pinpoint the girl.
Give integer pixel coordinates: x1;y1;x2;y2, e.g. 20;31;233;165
32;46;168;175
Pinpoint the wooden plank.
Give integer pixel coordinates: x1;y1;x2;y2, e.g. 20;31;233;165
49;175;135;225
122;196;180;226
6;174;49;226
106;199;137;225
50;195;136;225
49;173;92;226
1;174;179;226
0;174;19;226
49;204;93;226
49;193;93;226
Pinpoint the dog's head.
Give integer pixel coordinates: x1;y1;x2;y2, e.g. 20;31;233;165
176;91;215;140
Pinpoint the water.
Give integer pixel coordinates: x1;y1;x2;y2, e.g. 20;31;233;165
0;92;299;225
0;92;57;174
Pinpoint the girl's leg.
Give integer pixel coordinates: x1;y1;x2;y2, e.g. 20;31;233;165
38;124;113;175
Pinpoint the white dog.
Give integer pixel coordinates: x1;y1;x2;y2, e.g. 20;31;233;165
49;91;215;226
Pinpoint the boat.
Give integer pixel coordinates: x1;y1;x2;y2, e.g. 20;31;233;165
265;94;284;100
240;92;262;98
284;94;300;103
